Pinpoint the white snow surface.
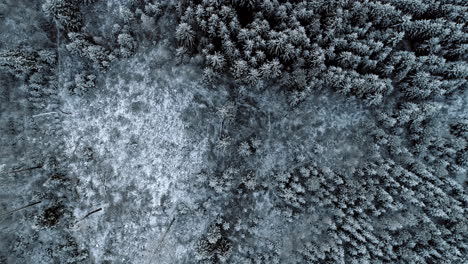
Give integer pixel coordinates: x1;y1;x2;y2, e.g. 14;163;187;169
61;47;209;263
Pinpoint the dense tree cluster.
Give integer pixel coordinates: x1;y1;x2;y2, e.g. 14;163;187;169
66;32;115;70
0;48;58;108
195;221;233;262
42;0;83;31
0;49;55;78
177;0;466;105
272;158;467;263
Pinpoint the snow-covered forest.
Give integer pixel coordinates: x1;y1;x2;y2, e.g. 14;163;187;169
0;0;467;263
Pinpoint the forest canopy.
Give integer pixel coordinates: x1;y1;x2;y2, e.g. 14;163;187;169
0;0;466;263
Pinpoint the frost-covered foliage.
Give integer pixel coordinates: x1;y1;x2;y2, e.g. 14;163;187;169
1;0;467;263
177;0;466;105
60;47;212;263
42;0;83;31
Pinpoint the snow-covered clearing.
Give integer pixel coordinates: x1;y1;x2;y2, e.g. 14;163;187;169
61;47;209;263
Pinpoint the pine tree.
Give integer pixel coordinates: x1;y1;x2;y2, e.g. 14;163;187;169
175;23;195;48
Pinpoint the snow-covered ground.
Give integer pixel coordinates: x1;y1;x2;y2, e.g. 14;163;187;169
61;46;209;263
